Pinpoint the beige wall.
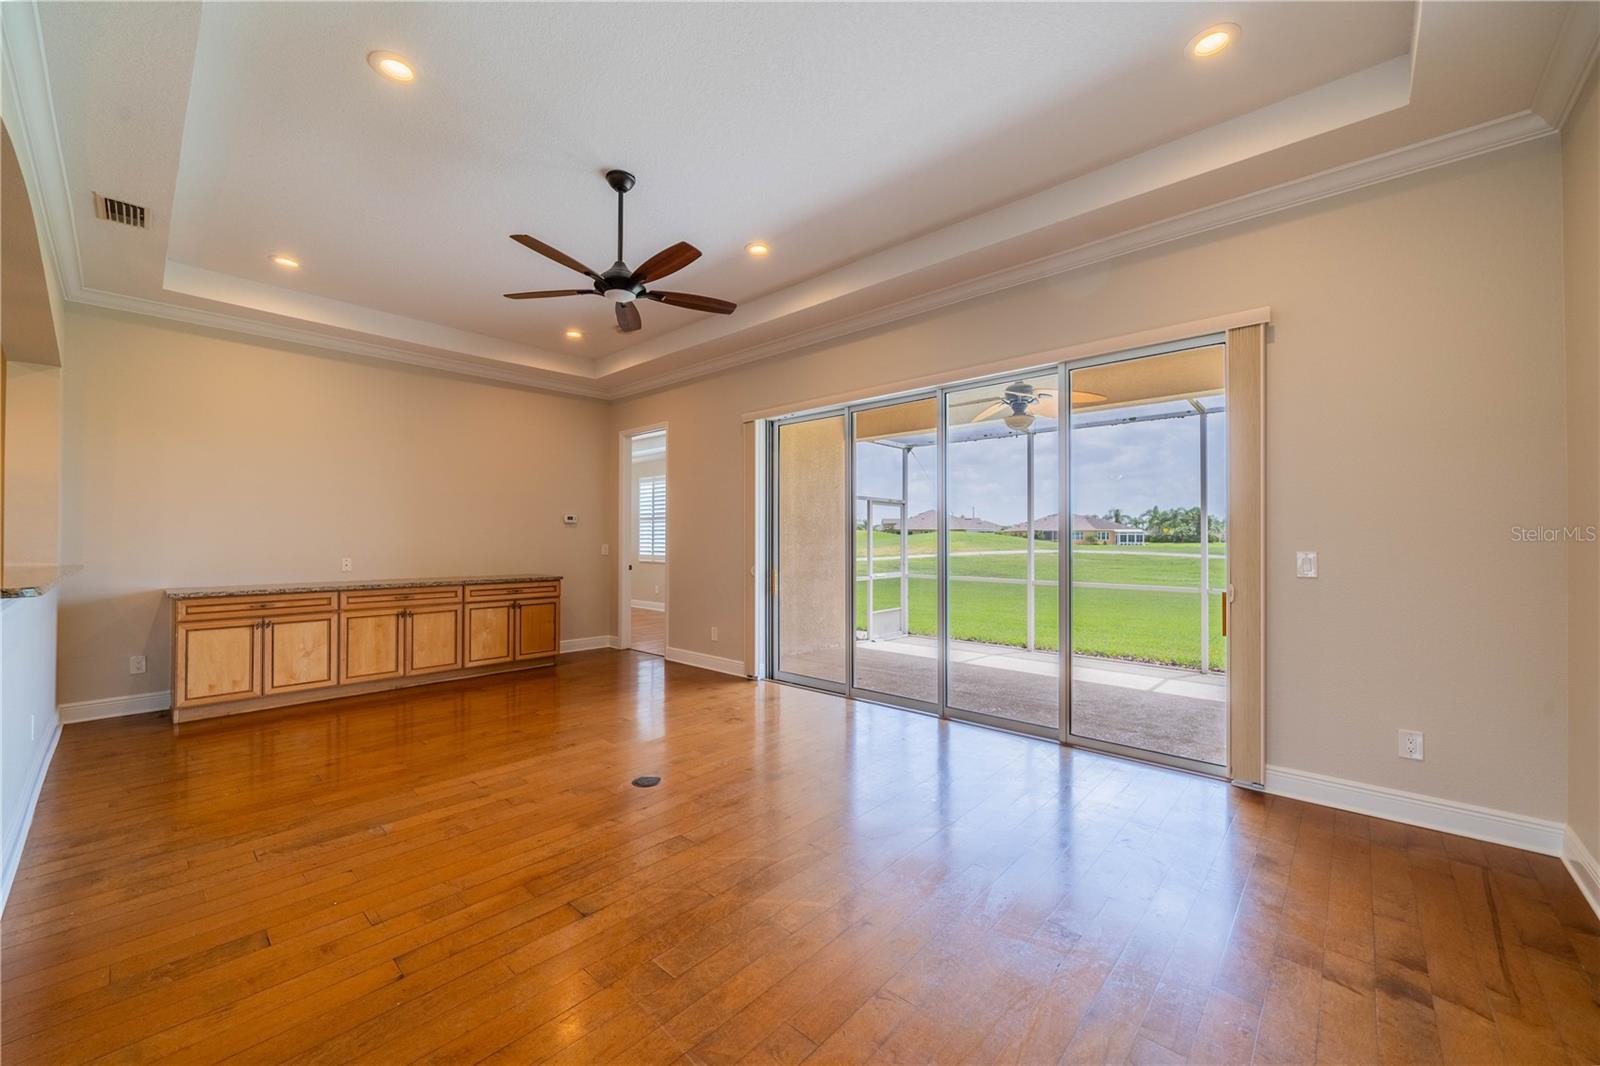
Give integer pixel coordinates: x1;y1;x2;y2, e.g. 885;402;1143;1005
612;136;1571;822
1564;64;1599;862
58;306;614;707
2;360;60;566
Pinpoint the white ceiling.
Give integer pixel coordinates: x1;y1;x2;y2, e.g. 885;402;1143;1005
4;1;1595;397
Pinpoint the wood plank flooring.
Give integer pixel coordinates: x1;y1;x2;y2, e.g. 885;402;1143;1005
2;649;1596;1064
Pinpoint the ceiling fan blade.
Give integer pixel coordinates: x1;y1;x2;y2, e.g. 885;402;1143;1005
616;302;642;333
971;400;1007;423
646;290;736;315
502;289;594;299
630;241;701;286
509;234;601;281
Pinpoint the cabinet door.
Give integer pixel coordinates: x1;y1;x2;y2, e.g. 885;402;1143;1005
465;603;514;666
264;613;339;695
341;609;404;684
514;599;560;660
175;619;262;707
406;606;462;675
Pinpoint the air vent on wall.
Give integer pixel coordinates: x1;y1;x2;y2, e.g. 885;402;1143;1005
94;194;146;228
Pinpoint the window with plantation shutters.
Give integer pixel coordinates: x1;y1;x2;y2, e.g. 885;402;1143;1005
637;474;666;560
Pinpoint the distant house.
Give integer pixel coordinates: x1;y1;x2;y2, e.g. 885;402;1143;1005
1003;513;1146;545
880;508;1005;534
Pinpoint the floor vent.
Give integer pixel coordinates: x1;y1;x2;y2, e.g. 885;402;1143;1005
95;194;147;228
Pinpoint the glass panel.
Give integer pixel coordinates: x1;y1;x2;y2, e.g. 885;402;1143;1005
1068;345;1227;765
776;415;848;684
943;372;1061;730
852;398;938;704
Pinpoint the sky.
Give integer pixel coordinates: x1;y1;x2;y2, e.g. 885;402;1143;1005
854;409;1227;528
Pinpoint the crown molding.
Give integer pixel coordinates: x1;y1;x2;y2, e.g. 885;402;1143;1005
608;108;1555;399
1532;1;1600;129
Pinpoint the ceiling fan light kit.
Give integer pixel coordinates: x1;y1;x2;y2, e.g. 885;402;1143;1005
503;169;737;334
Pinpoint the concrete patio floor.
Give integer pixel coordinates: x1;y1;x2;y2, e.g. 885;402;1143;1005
783;635;1226;765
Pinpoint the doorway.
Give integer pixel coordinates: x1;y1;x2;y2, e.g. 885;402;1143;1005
623;428;667;656
765;334;1243;778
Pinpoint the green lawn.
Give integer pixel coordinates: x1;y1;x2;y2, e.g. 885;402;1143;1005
853;538;1228;670
856;540;1226;588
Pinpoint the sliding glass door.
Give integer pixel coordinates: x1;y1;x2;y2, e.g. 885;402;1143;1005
766;337;1229;776
851;397;938;709
1066;344;1228;769
942;371;1062;736
772;413;848;689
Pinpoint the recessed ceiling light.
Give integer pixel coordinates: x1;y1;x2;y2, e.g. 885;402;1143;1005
367;51;416;82
1187;24;1238;58
745;241;770;257
564;328;584;340
269;255;300;269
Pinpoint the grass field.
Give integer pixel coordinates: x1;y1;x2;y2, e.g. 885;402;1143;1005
852;532;1226;670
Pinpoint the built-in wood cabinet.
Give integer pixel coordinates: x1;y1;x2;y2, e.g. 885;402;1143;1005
170;576;559;721
174;617;262;707
404;605;462;675
264;613;338;695
341;609;405;684
515;600;559;659
465;602;514;666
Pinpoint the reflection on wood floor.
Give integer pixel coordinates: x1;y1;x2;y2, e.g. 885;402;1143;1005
2;650;1596;1064
631;605;665;656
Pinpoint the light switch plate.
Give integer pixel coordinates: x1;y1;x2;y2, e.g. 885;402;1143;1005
1296;551;1318;578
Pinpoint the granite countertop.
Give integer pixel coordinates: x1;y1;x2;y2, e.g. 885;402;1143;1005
166;573;562;600
1;564;83;599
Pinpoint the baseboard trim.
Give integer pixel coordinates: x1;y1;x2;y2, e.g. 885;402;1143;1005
59;690;172;723
58;642;619;718
1;720;61;909
1264;765;1565;856
560;634;617;653
629;600;665;612
1564;826;1600;921
665;646;749;678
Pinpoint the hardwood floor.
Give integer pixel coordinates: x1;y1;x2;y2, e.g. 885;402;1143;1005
632;606;666;656
3;649;1596;1064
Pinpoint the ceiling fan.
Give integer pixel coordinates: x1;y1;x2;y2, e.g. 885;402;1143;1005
503;169;737;334
974;381;1108;430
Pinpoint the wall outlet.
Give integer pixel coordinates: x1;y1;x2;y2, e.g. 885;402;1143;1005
601;544;610;556
563;514;578;525
710;626;719;642
1296;551;1319;578
653;584;660;595
129;654;147;675
341;557;352;572
1399;729;1424;760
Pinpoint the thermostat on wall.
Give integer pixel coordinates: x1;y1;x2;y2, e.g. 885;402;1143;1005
563;514;578;525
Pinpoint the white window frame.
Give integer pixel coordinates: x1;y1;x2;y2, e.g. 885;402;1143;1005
637;473;667;561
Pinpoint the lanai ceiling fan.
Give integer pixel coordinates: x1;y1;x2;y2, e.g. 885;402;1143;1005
973;381;1108;430
503;170;737;334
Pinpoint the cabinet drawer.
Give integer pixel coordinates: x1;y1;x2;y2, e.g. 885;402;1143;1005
176;592;338;621
339;585;463;610
465;581;560;603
